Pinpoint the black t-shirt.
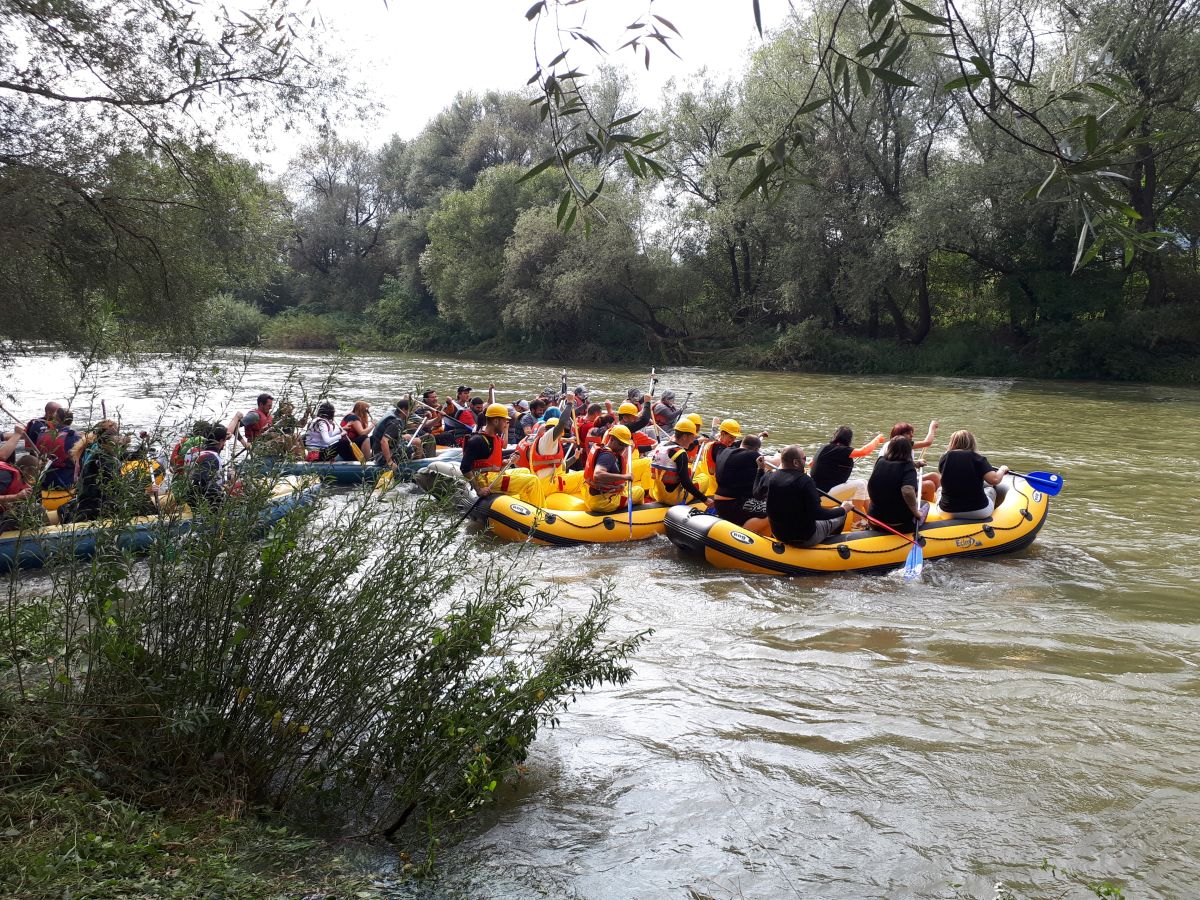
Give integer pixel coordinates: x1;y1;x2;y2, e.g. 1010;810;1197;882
766;469;844;544
0;469;15;494
371;414;407;462
588;447;623;494
938;450;997;512
867;457;919;531
810;442;854;491
715;446;760;499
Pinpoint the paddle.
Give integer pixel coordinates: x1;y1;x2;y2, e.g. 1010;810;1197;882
1009;470;1064;496
626;440;635;538
0;403;42;460
809;482;921;549
454;441;519;528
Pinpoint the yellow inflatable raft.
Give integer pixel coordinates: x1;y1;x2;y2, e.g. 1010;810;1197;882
663;474;1049;576
475;491;707;545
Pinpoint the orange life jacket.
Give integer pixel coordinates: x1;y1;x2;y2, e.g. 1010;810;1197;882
584;444;626;494
515;422;565;474
468;433;504;475
244;408;273;442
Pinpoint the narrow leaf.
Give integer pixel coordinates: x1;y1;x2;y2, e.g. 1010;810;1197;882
518;156;556;183
856;63;872;97
898;0;947;26
752;0;763;36
556;191;571;227
871;67;918;87
525;1;546;21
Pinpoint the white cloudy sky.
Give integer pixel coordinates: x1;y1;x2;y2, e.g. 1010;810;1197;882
254;0;791;170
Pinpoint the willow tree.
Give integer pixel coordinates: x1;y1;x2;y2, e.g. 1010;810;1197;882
0;0;346;349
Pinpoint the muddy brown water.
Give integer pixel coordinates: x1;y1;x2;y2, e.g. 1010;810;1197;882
9;350;1199;898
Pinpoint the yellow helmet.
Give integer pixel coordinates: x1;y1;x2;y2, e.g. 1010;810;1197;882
485;403;511;420
719;418;741;437
617;401;639;416
686;413;704;430
608;424;633;445
674;418;698;435
544;417;560;427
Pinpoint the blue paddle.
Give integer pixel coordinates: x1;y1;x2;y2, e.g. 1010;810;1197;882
1010;470;1063;496
903;461;925;580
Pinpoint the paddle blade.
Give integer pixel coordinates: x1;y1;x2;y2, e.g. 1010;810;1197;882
1023;471;1063;496
903;540;924;580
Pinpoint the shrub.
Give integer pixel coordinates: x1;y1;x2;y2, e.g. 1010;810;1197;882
205;293;268;347
2;472;644;866
261;312;342;349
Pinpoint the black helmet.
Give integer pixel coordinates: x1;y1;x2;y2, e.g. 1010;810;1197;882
317;401;335;418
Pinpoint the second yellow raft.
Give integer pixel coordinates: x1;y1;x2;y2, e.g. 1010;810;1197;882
475;491;707;545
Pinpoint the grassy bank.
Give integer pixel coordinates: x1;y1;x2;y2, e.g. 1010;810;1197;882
0;767;371;898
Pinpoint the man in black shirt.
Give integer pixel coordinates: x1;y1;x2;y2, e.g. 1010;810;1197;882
746;446;853;545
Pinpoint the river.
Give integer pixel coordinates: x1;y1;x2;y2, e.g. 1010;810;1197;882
7;350;1199;898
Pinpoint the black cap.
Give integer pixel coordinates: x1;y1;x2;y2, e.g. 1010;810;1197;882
456;385;471;394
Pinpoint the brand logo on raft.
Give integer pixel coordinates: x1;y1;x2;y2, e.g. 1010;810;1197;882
731;531;754;545
955;536;982;548
509;503;530;516
1033;491;1043;502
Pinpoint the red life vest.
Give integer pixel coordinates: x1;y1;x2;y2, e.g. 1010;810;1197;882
584;444;626;494
515;423;564;474
244;408;273;442
0;460;26;496
36;427;74;471
468;434;504;475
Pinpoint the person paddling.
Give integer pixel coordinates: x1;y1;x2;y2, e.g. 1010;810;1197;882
649;418;706;505
810;426;884;519
867;435;923;534
712;432;762;525
304;402;342;461
582;425;644;514
936;430;1009;519
460;404;541;504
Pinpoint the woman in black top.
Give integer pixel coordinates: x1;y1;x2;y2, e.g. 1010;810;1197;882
810;425;884;507
937;430;1009;519
866;436;922;533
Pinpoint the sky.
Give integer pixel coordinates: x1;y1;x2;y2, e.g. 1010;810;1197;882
256;0;791;171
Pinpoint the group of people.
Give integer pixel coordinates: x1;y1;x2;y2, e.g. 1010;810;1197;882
2;384;1012;552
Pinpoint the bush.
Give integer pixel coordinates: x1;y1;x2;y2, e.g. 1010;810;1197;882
2;471;644;867
205;293;268;347
260;312;342;349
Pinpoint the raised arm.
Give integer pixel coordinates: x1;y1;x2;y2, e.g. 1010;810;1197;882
851;433;885;457
914;420;939;450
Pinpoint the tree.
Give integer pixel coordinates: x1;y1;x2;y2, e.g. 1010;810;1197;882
0;0;343;348
287;135;396;312
419;164;560;336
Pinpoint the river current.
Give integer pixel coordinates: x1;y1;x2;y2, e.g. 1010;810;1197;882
7;350;1199;898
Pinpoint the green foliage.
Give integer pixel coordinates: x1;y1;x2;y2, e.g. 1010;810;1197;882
420;164;562;335
260;312;345;350
1;467;645;862
0;781;369;898
205;294;269;347
0;0;340;350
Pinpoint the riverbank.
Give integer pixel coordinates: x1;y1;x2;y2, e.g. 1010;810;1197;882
0;768;372;898
226;304;1200;385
